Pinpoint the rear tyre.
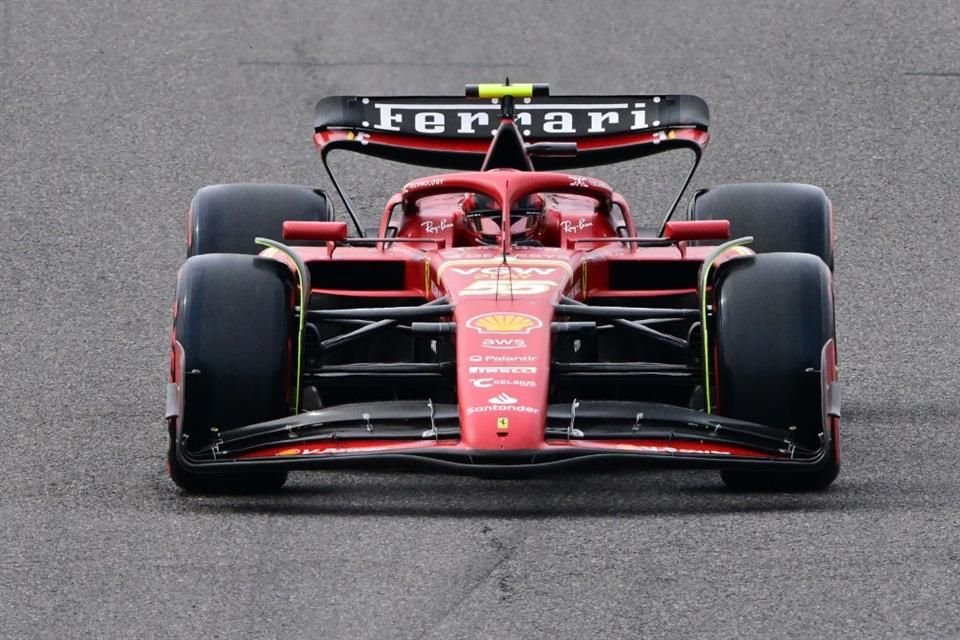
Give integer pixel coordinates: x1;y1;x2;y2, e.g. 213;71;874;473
168;254;294;493
188;183;334;256
689;183;834;270
713;253;839;491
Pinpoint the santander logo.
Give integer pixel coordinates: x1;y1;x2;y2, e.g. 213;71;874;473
488;392;518;405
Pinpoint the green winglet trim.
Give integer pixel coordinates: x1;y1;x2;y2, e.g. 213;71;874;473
256;237;312;413
696;237;753;414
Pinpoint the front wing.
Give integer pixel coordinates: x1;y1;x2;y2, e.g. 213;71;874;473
173;400;836;477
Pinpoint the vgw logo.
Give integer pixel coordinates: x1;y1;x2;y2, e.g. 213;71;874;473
451;267;557;278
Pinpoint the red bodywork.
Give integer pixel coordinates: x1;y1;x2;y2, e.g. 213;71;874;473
171;90;838;476
227;169;817;469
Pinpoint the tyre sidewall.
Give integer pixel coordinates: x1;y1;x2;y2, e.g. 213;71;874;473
714;252;834;449
173;254;295;448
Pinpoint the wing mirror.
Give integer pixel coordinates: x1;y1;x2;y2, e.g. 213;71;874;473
282;221;348;242
663;220;730;242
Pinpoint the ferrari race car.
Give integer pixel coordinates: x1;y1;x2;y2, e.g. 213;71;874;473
166;82;840;493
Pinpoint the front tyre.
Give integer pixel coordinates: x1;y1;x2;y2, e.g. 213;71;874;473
168;254;295;493
713;252;839;491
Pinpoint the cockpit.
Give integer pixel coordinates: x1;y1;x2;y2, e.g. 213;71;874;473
461;193;547;246
390;188;616;250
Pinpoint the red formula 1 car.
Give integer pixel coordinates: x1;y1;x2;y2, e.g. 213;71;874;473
166;82;840;493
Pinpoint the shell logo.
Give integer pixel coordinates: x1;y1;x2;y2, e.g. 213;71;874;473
275;448;302;456
466;313;543;334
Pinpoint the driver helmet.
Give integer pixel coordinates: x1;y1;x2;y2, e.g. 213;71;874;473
461;192;545;245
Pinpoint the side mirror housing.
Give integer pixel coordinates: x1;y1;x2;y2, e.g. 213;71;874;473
282;221;348;242
664;219;730;242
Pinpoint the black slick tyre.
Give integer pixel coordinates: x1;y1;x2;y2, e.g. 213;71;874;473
188;183;334;256
168;254;295;493
713;252;839;491
690;183;834;270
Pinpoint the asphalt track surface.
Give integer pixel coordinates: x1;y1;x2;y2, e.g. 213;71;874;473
2;1;960;638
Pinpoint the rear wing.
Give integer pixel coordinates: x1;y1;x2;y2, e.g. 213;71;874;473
313;93;709;170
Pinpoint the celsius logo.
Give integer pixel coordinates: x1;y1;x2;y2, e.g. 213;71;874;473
471;378;536;389
488;392;518;405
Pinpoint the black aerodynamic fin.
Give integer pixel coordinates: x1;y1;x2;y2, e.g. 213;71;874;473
480;120;534;171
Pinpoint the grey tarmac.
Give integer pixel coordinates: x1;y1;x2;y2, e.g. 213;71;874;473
1;1;958;638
